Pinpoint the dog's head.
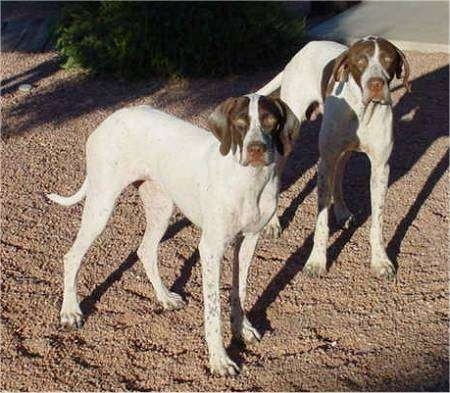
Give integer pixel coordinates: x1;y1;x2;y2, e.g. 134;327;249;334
331;36;411;106
208;94;300;167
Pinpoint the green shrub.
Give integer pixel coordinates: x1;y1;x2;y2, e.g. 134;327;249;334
55;2;305;79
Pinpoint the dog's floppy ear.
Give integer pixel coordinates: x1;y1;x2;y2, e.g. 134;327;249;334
332;50;349;82
395;46;411;92
207;97;238;156
273;98;300;157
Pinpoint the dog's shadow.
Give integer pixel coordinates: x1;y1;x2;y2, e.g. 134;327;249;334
80;252;139;318
80;217;192;319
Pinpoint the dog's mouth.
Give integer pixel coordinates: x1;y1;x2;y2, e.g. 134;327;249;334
362;94;392;107
249;159;269;167
242;155;272;167
362;81;392;107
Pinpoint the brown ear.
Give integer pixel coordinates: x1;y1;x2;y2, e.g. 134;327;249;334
273;98;300;157
332;50;349;82
395;46;411;92
207;97;237;156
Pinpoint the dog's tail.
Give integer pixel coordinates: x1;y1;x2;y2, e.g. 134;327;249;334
47;178;88;206
255;71;283;96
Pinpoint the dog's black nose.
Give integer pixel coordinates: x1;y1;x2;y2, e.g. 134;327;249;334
247;142;267;156
368;77;385;93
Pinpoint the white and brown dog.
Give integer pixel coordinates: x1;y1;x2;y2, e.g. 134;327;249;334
47;94;299;376
257;37;410;278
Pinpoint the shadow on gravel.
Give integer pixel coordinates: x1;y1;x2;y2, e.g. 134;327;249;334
387;149;449;262
1;74;165;140
80;251;138;318
249;64;449;335
2;65;275;139
79;218;195;318
1;57;61;95
170;249;199;299
73;64;448;354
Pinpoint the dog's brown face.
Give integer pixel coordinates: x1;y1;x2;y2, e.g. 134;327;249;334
331;36;411;105
208;94;300;166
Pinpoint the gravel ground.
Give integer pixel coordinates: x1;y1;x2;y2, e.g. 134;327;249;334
1;49;448;391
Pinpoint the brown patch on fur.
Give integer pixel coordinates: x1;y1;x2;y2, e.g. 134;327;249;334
322;58;337;100
207;96;250;155
331;50;350;84
133;180;145;188
346;39;375;87
258;96;283;131
271;98;300;157
258;96;286;155
305;101;321;121
376;38;411;91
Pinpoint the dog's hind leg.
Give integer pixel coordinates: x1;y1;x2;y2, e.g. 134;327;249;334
333;151;354;229
60;184;121;329
137;180;185;310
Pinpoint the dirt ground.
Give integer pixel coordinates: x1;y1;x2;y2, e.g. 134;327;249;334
1;48;448;392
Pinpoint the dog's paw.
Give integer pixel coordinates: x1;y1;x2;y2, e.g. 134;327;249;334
161;291;186;311
240;319;261;344
60;308;84;329
335;211;355;230
371;259;396;280
232;317;261;344
210;353;240;377
303;258;327;277
263;217;282;239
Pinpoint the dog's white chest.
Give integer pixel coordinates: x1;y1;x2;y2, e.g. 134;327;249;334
239;173;278;233
356;104;394;155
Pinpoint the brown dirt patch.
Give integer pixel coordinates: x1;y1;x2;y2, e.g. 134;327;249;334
1;50;448;391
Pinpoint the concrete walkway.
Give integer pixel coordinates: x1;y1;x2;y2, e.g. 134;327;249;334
1;2;59;52
308;1;449;53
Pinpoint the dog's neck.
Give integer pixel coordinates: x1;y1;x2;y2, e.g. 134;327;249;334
217;150;277;201
339;75;393;122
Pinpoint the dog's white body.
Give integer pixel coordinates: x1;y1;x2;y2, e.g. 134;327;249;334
257;40;400;278
48;101;282;376
257;42;347;122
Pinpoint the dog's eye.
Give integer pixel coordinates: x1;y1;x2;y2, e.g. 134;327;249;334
261;114;276;131
357;57;367;67
234;117;248;131
355;57;368;71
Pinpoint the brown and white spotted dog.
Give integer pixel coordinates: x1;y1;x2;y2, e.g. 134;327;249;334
257;36;411;279
47;94;299;376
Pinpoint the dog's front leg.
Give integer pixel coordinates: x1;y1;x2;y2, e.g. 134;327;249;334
230;233;261;344
264;214;282;238
304;157;335;276
369;158;396;279
199;234;240;376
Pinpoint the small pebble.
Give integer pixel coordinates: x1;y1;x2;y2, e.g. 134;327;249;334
18;84;32;92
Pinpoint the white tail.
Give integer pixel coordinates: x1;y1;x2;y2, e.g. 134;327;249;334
255;71;284;96
47;178;88;206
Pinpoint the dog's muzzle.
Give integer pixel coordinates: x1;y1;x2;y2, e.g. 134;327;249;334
245;141;270;167
364;77;391;105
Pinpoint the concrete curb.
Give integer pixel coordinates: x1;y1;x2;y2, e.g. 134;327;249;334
307;1;449;54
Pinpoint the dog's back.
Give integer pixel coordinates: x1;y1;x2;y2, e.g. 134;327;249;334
257;41;348;122
281;41;348;121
